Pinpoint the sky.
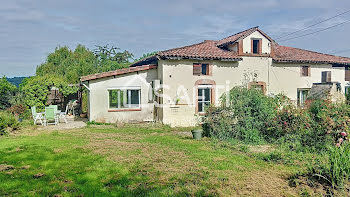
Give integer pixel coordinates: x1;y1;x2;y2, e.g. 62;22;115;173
1;0;350;77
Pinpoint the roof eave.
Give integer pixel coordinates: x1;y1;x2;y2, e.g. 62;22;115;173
159;55;242;61
272;59;350;66
130;55;159;67
80;64;157;82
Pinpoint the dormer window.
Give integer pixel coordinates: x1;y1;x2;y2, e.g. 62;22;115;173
251;39;261;54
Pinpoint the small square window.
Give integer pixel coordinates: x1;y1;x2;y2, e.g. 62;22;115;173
193;63;210;76
301;66;310;77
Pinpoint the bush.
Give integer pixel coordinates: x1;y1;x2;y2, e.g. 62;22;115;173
203;86;350;151
203;87;277;144
7;104;28;117
0;77;17;110
265;100;350;151
310;142;350;188
265;104;311;140
0;111;19;135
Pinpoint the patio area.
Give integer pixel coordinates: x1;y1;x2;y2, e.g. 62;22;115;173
37;116;87;130
31;100;87;130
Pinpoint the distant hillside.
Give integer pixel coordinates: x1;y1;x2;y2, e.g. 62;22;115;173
6;77;28;87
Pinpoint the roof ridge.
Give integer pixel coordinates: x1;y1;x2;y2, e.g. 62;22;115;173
220;26;259;41
158;40;217;54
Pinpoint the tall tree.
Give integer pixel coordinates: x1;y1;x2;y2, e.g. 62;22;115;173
36;45;97;84
94;45;133;72
36;44;133;83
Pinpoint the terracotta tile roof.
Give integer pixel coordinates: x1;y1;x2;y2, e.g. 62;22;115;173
157;40;242;61
131;55;158;67
272;45;350;65
216;26;275;48
216;26;258;47
80;64;157;82
83;27;350;82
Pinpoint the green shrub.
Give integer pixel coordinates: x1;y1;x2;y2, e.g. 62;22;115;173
310;142;350;188
7;104;28;117
266;100;350;151
306;100;350;150
0;111;19;135
0;77;17;110
203;87;277;144
258;151;283;163
265;104;311;141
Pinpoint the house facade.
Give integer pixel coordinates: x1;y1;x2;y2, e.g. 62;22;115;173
81;27;350;127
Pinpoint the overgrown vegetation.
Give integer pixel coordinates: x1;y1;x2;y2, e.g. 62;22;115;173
203;87;277;144
0;111;18;135
311;142;350;189
203;86;350;190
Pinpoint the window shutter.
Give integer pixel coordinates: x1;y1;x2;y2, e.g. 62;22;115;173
258;39;262;54
322;71;331;83
193;63;202;75
345;67;350;81
301;66;310;76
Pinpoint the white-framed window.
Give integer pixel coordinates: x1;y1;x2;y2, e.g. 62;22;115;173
297;88;310;107
108;87;141;109
198;85;212;113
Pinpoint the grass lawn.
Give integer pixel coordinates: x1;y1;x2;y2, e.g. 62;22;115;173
0;124;320;196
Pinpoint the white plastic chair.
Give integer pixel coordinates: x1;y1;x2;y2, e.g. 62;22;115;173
59;105;69;123
31;106;44;125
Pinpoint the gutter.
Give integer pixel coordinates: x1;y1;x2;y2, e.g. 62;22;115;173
81;82;90;91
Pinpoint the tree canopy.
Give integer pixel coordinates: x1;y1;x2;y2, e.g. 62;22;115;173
36;44;134;84
14;44;155;109
20;75;78;109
